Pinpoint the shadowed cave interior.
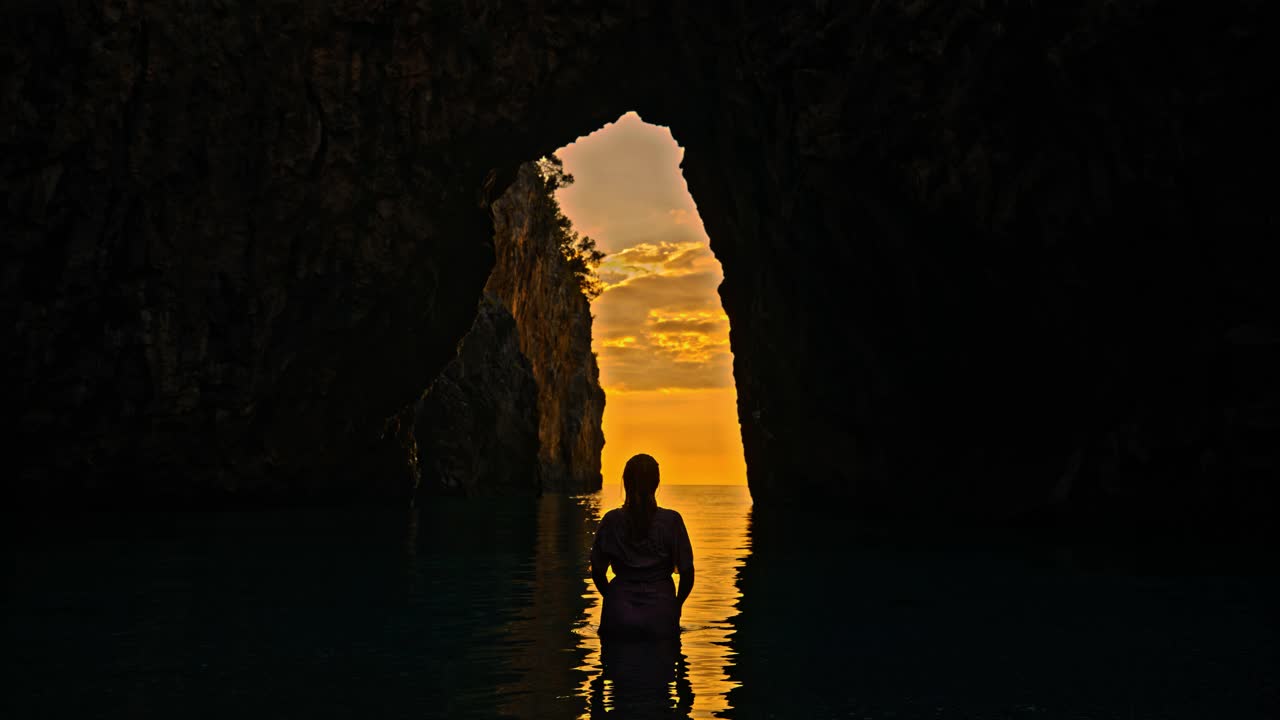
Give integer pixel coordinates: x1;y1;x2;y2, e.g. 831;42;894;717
3;2;1276;534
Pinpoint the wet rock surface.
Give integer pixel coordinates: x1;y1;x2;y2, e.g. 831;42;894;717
2;2;1274;529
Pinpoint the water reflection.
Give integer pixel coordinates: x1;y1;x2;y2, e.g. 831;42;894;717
495;494;596;717
587;637;694;717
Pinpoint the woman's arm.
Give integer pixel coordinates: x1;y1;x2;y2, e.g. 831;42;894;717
590;543;610;596
676;566;694;606
673;511;695;606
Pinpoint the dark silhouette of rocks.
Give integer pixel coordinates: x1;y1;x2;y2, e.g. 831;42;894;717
415;293;541;497
1;3;1274;531
677;4;1278;534
416;164;604;496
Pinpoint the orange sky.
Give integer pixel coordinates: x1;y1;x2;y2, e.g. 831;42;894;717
554;112;747;485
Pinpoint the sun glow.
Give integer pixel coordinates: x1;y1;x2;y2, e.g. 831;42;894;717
554;112;746;485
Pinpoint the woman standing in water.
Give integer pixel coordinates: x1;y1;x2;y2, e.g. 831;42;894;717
591;453;695;637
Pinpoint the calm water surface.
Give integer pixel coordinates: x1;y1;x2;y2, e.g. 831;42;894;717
6;485;1277;719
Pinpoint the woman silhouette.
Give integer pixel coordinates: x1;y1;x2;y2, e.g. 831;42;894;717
591;453;695;637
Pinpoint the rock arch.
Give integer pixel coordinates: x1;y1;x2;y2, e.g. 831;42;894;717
3;3;1274;528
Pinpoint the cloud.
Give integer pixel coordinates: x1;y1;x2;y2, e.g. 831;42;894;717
663;245;716;273
647;312;729;336
648;330;730;364
595;241;714;293
594;271;723;330
600;335;638;348
599;341;734;391
598;270;630;287
610;241;700;268
588;270;732;391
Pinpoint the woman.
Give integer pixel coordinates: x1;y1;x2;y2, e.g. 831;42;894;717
590;453;695;637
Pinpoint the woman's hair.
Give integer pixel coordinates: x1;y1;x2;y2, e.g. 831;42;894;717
621;453;661;543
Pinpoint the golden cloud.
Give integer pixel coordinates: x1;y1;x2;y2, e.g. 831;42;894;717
648;331;730;364
598;270;630;287
589;269;732;391
662;245;713;272
597;343;733;391
610;241;697;266
594;271;722;328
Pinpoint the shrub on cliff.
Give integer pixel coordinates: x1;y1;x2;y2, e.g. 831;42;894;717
536;155;606;299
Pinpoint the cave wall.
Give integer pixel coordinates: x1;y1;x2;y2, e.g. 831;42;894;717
416;163;604;496
659;2;1277;528
3;2;1274;527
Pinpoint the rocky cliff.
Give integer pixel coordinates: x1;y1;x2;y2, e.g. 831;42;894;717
416;164;604;496
415;292;540;497
487;164;605;494
2;2;1274;530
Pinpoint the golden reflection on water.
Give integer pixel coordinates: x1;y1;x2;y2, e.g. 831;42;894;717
574;484;753;718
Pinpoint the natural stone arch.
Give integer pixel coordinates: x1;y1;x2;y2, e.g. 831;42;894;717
3;2;1274;530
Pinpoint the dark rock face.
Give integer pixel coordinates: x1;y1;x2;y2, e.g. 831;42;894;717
416;164;603;496
3;3;1274;529
415;293;540;497
665;3;1277;531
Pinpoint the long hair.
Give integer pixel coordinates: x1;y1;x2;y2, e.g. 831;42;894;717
622;453;661;543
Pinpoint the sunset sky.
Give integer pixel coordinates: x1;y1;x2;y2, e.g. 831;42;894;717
554;112;747;486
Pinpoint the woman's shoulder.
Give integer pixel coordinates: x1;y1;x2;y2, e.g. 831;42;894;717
654;507;685;523
594;508;622;539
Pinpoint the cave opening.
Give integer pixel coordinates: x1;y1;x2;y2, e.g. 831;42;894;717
552;112;747;491
413;112;747;497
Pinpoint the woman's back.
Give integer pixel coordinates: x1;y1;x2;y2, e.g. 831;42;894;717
594;507;693;583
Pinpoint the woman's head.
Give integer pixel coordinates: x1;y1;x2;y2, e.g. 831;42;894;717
622;453;660;499
621;453;660;542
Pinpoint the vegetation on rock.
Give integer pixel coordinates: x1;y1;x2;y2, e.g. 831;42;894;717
537;155;606;299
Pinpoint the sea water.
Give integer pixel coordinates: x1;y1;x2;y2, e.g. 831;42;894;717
5;485;1275;718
